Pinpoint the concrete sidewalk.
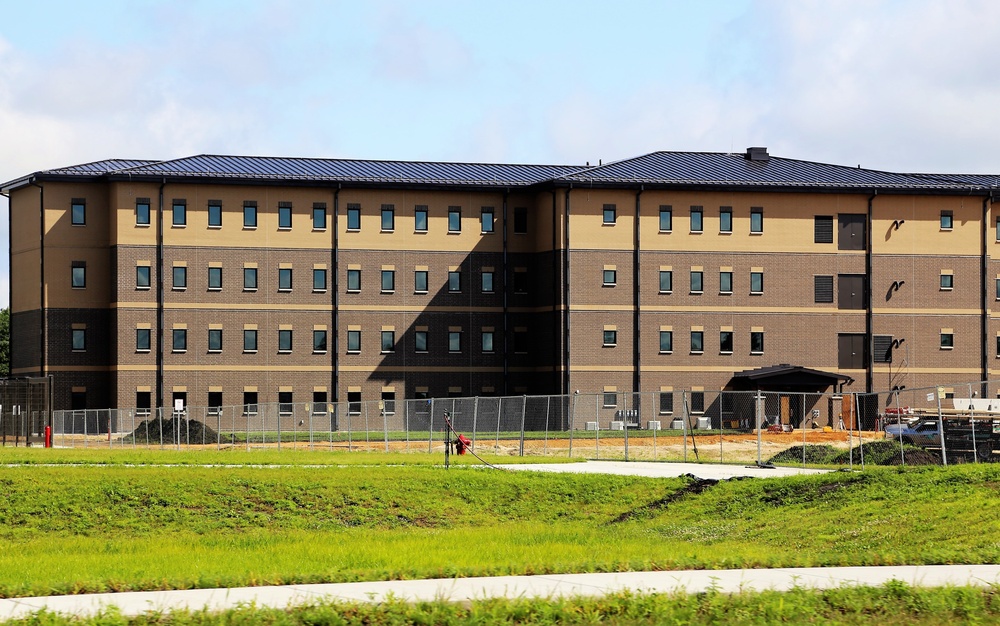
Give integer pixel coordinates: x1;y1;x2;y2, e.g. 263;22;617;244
495;460;831;480
2;565;999;619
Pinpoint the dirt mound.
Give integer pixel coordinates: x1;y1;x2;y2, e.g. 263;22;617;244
830;440;939;466
767;444;839;465
121;417;235;445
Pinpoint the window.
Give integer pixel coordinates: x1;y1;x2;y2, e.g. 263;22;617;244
690;206;703;232
997;335;1000;358
313;330;327;353
381;391;395;415
137;391;152;415
208;329;222;352
136;198;151;226
941;331;954;349
346;204;361;230
691;330;704;353
941;210;953;230
279;268;293;291
243;392;259;416
208;267;222;290
719;271;732;294
346;269;360;292
481;207;494;233
72;328;86;352
312;204;327;229
750;207;763;233
659;270;672;293
172;200;186;226
720;207;732;233
514;207;528;234
482;331;494;353
690;270;703;293
243;267;257;291
312;391;328;414
815;275;834;303
449;331;462;352
750;331;764;354
381;204;394;231
750;271;763;294
278;391;294;415
208;201;222;227
243;202;257;228
136;328;151;352
278;203;292;229
173;266;187;289
603;329;617;346
381;330;395;353
659;206;672;232
603;391;617;408
71;199;86;225
136;266;151;289
71;262;86;289
513;271;527;294
313;268;327;291
996;217;1000;242
659;392;673;415
172;329;187;352
278;330;293;352
415;330;428;352
415;206;428;232
690;392;705;414
513;329;528;354
347;330;361;353
482;270;494;293
996;277;1000;300
603;269;617;286
940;273;954;290
448;270;461;292
347;391;361;415
720;331;733;353
381;269;395;292
659;330;673;353
603;204;616;224
448;207;461;232
243;329;258;352
838;214;866;251
70;390;86;410
815;216;834;243
415;270;428;293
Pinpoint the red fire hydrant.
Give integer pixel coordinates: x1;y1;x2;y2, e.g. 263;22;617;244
454;434;471;455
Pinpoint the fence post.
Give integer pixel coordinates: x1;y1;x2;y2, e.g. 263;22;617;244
519;396;527;456
471;397;478;452
383;401;389;453
969;383;978;464
801;394;807;468
495;397;502;452
543;395;551;456
595;393;600;460
755;391;762;466
936;387;947;466
569;393;577;458
428;398;435;453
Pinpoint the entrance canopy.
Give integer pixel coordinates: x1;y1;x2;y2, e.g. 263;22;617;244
730;364;853;393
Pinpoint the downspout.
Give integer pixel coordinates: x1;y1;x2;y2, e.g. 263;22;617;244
982;192;993;394
866;190;876;393
633;186;643;396
156;180;166;410
332;185;341;403
28;180;45;378
563;186;572;395
501;189;509;396
550;190;559;393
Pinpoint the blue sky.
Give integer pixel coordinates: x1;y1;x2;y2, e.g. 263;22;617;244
2;0;1000;307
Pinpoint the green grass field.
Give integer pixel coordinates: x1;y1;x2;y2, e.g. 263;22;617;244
3;449;1000;623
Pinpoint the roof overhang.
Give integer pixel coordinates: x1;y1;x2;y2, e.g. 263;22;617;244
731;364;853;390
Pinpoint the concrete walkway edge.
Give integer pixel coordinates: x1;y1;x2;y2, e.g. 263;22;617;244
3;565;1000;620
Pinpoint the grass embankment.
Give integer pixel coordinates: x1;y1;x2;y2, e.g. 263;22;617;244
3;454;1000;599
8;584;1000;626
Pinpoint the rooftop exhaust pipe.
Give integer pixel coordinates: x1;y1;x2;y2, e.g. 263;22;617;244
745;147;769;162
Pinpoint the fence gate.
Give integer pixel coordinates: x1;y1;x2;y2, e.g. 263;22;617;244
0;377;53;446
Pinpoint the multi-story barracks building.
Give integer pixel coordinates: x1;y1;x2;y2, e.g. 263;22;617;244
4;147;998;411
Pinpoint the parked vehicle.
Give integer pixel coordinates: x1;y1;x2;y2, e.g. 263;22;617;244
885;417;1000;462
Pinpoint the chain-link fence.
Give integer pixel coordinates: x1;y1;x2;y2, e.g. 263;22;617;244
40;381;1000;468
0;377;52;446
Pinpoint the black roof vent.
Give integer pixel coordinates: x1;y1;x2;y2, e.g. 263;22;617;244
745;147;769;163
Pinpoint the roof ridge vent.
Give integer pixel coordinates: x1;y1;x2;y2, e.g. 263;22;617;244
745;147;769;163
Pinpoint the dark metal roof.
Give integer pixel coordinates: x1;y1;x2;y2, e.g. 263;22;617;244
910;172;1000;187
733;364;853;384
45;159;160;175
557;151;986;191
117;155;588;187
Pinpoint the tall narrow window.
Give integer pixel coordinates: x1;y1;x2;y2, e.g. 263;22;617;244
381;269;395;292
750;331;765;354
415;270;428;293
136;328;151;352
347;330;361;353
941;210;953;230
415;330;428;352
690;206;703;232
381;330;395;353
71;328;86;352
690;270;703;293
481;207;494;233
208;267;222;290
448;270;461;292
208;201;222;227
243;202;257;228
347;269;361;292
414;206;428;232
750;271;764;294
659;331;673;353
243;329;258;352
719;271;733;294
278;202;292;229
136;265;151;289
71;199;86;225
312;268;327;292
346;205;361;230
278;329;293;352
449;331;462;352
172;329;187;352
381;204;395;231
448;207;461;232
514;207;528;233
720;331;733;353
750;207;763;233
278;268;293;291
279;391;293;415
172;200;186;226
71;262;86;289
481;270;494;293
243;267;257;291
659;206;672;232
208;329;222;352
513;270;527;294
312;203;327;229
313;330;328;353
659;270;672;293
691;330;704;353
136;198;151;226
720;207;732;233
173;266;187;289
482;331;494;352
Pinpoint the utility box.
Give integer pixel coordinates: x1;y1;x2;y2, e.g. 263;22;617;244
647;420;661;430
